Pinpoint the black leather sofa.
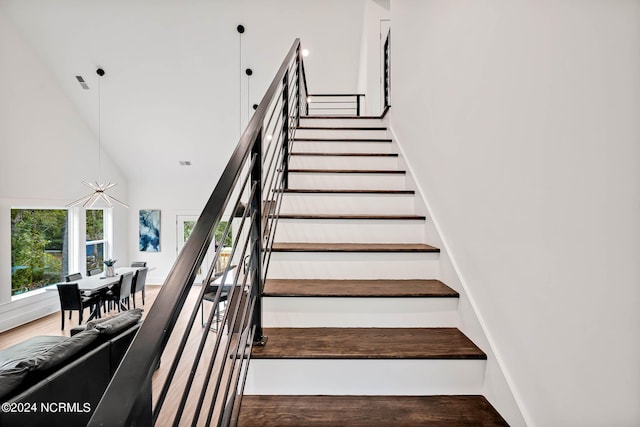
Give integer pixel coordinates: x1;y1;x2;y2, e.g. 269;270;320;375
0;309;142;427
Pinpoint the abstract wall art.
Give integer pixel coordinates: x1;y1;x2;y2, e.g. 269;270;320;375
139;209;161;252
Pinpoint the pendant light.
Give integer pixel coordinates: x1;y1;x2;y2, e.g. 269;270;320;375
67;68;129;208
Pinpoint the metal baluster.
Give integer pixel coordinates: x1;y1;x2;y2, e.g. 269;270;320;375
250;129;267;346
282;70;290;189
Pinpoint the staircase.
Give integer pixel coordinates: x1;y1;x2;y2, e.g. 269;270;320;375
237;116;509;426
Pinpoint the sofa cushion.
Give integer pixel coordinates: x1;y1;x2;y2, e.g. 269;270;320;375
0;336;65;368
29;329;101;372
93;309;143;336
0;365;31;400
85;314;119;331
0;336;65;400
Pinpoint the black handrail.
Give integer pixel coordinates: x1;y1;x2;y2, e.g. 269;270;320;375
89;39;306;427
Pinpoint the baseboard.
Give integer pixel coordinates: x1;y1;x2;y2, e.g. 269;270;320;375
387;122;530;427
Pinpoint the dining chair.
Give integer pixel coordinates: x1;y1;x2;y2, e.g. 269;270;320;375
131;267;148;308
201;284;229;333
131;261;147;267
65;272;83;282
200;266;237;333
104;272;134;312
87;268;102;276
56;283;101;329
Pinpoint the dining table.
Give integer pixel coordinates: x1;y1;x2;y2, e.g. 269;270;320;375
48;267;142;321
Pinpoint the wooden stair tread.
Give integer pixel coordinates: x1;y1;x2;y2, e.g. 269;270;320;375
287;169;406;174
282;188;413;193
295;126;387;130
293;137;392;142
251;328;486;359
290;152;397;157
275;213;426;220
301;115;383;120
272;242;439;252
238;395;508;427
263;279;458;298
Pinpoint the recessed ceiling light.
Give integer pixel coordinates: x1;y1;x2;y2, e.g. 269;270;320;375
302;49;310;57
75;75;89;90
179;160;192;166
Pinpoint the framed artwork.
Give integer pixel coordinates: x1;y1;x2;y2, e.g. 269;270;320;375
139;209;161;252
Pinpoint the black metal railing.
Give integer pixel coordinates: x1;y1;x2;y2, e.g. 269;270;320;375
383;29;391;111
89;39;307;427
305;93;365;116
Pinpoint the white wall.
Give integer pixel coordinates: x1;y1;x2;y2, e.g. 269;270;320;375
0;11;129;330
125;0;367;285
356;0;390;115
390;1;640;426
1;0;368;296
127;181;213;286
0;0;366;188
391;118;526;426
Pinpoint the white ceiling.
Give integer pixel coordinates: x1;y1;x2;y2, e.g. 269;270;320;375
0;0;365;185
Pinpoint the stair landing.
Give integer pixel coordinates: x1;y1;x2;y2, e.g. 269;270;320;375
238;395;509;427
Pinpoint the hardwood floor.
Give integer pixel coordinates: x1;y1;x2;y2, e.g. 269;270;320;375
150;285;241;426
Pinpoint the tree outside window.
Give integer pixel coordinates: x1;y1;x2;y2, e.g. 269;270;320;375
86;209;105;274
183;220;232;272
11;209;69;296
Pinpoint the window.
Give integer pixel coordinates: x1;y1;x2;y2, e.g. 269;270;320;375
179;218;232;277
11;209;69;296
86;209;105;274
183;220;232;247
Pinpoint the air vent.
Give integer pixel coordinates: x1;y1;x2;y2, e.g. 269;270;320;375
179;161;192;166
75;75;89;90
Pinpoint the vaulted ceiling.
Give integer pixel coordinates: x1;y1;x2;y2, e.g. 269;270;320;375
0;0;365;185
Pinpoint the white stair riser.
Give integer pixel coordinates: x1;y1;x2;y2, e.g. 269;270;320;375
289;155;398;170
280;193;415;214
292;140;394;153
263;297;459;328
295;129;388;139
245;359;485;395
288;172;405;190
275;219;426;243
300;118;383;127
267;252;440;280
307;100;357;113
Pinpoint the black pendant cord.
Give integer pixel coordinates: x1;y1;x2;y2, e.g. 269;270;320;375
239;32;242;136
97;70;102;184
